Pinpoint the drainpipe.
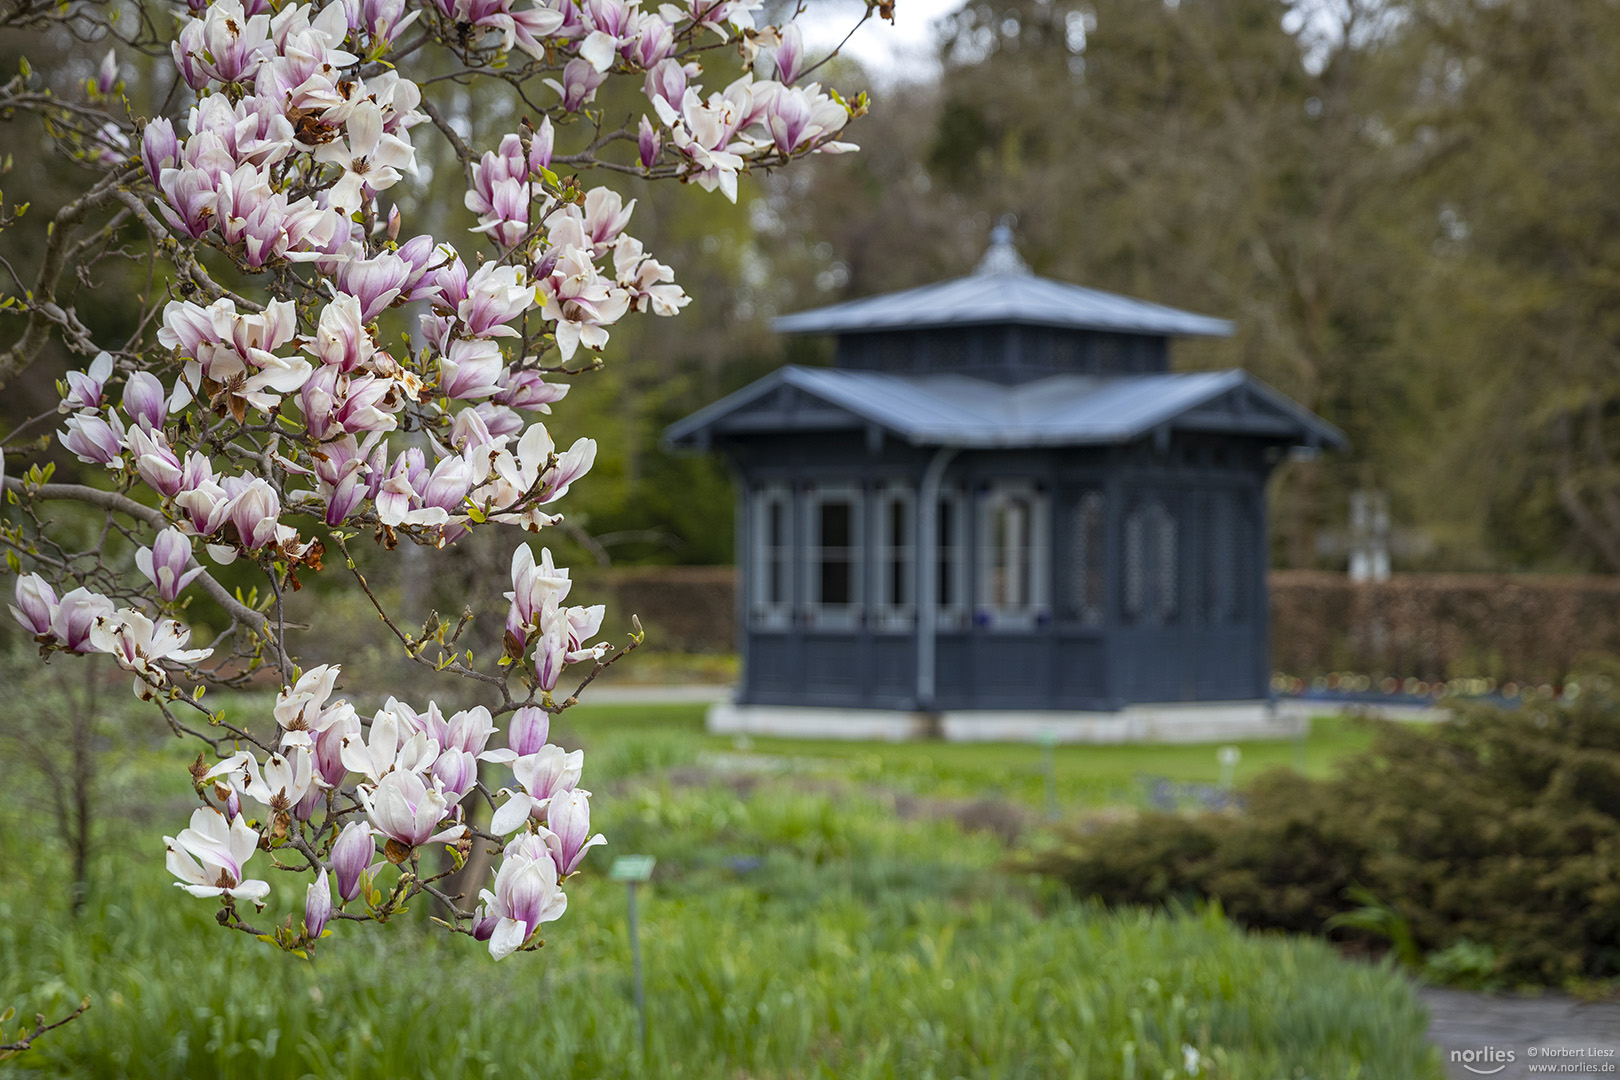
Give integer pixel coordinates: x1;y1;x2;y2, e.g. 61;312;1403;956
916;445;961;710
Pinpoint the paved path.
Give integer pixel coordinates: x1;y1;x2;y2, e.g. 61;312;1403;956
1422;986;1620;1078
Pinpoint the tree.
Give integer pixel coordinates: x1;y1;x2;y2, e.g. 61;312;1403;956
0;0;871;972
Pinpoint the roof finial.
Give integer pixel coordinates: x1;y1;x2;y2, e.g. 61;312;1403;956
975;214;1031;277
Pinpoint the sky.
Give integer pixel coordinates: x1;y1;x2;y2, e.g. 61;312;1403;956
792;0;966;84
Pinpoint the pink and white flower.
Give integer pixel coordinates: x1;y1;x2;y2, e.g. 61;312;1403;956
541;788;606;875
357;769;465;848
479;834;567;959
10;573;58;636
136;527;206;603
163;807;270;902
489;743;584;833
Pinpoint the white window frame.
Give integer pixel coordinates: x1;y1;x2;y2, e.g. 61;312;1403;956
976;481;1050;630
804;483;863;631
871;484;915;631
935;489;969;630
750;483;793;630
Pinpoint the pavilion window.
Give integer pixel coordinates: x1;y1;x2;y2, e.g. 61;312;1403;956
978;482;1049;629
1067;490;1107;626
872;485;914;629
750;484;793;629
806;485;862;628
935;490;968;629
1123;496;1178;626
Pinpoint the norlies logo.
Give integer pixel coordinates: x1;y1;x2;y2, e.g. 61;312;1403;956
1452;1047;1518;1075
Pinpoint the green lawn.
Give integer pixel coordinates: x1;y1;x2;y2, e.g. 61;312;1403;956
558;700;1378;811
0;695;1439;1079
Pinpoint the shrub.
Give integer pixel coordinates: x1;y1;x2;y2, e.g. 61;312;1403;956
1027;687;1620;986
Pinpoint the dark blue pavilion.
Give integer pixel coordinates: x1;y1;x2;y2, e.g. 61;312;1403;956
665;229;1344;732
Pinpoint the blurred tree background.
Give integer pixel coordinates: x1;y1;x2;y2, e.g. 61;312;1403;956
6;0;1619;575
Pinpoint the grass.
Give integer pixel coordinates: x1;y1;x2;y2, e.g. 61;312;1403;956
0;692;1440;1079
560;700;1379;810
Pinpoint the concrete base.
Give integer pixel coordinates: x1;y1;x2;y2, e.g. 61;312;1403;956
707;701;1308;744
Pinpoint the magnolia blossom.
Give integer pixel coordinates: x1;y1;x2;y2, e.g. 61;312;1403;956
136;527;205;603
95;48;118;95
171;0;275;90
542;789;605;876
61;351;114;412
89;607;212;695
312;709;359;788
128;428;185;497
331;820;378;901
341;706;439;783
122;371;168;430
164;807;270;902
304;869;333;938
357;769;466;848
479;834;567;960
10;573;57;636
60;410;126;468
489;743;584;834
50;588;115;652
274;664;349;746
13;0;867;962
207;747;318;818
771;22;805;84
475;424;598;530
159;298;309;416
545;58;607;112
505;544;572;655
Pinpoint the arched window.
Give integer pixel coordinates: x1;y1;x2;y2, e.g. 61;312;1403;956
750;484;793;629
977;482;1049;629
1123;497;1178;626
805;484;862;629
935;489;968;629
1068;491;1106;626
872;485;914;630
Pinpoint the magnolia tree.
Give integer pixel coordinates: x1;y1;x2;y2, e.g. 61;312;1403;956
0;0;867;963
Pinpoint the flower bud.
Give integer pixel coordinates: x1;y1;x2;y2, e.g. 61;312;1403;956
304;869;332;938
432;748;477;797
386;203;402;242
287;783;318;822
129;427;183;497
331;821;375;902
122;371;168;431
508;706;550;757
10;573;59;636
136;526;204;603
528;116;554;175
544;788;606;876
638;115;660;169
226;478;281;550
95;48;117;95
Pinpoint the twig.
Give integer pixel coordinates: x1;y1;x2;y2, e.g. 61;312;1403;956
0;997;92;1060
